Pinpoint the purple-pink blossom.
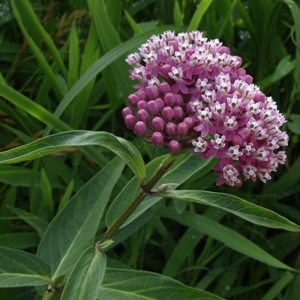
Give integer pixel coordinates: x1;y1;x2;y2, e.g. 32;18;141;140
123;31;288;186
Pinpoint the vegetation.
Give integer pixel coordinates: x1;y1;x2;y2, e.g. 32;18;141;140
0;0;300;299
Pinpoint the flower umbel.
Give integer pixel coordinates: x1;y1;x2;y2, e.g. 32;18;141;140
123;31;288;186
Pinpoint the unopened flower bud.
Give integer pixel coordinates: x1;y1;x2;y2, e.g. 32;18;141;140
151;132;164;145
155;98;165;110
125;115;136;129
245;75;253;84
186;102;195;114
160;64;172;78
254;92;265;103
134;121;147;136
137;100;148;110
122;107;134;118
162;106;174;120
164;93;175;106
174;94;183;106
146;86;159;100
159;82;171;94
168;140;181;152
219;46;230;54
165;122;177;135
177;122;189;136
136;90;147;100
152;117;164;131
128;94;139;107
137;109;149;122
173;106;184;119
147;100;159;114
183;117;194;129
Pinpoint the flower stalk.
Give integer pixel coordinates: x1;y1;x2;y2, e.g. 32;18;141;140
98;151;183;244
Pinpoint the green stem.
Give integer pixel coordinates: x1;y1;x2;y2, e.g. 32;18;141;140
98;151;183;245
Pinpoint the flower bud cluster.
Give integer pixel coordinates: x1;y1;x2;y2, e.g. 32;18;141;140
123;81;197;152
123;30;288;186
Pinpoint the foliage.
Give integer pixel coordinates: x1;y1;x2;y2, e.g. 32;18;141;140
0;0;299;299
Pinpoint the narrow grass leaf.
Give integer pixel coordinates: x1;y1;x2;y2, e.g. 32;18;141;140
159;208;295;271
40;168;54;218
87;0;132;99
235;0;258;46
261;272;294;300
0;246;51;287
264;155;300;195
173;0;183;26
10;2;63;99
158;190;300;232
187;0;213;32
162;208;227;277
45;25;182;135
0;82;70;132
0;166;64;189
70;22;100;128
61;248;106;300
68;24;79;90
99;268;224;299
124;10;143;35
13;0;67;78
7;206;48;237
57;180;74;213
37;158;124;279
0;233;39;250
0;186;16;234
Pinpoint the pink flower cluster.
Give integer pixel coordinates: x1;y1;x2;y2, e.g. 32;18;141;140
123;30;288;186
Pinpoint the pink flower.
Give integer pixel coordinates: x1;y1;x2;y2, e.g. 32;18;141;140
123;31;288;186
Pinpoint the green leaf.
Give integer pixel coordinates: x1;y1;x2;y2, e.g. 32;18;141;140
173;0;183;26
0;81;70;133
261;272;294;300
288;114;300;135
124;10;143;35
0;186;17;234
40;168;54;218
0;130;145;182
57;180;74;213
187;0;213;31
12;0;67;78
264;154;300;194
45;25;182;135
68;24;80;89
87;0;132;99
0;165;64;189
158;190;300;232
106;152;214;228
61;247;106;300
37;158;124;279
0;246;51;287
99;268;224;299
10;1;63;99
159;208;295;271
7;206;48;237
0;233;39;250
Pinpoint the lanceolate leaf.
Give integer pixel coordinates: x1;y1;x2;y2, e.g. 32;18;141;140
106;152;214;228
158;190;300;232
37;158;124;279
0;246;51;287
0;130;145;181
61;247;106;300
99;268;224;300
159;208;295;271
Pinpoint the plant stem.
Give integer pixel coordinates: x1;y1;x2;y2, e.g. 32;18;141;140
98;151;183;245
